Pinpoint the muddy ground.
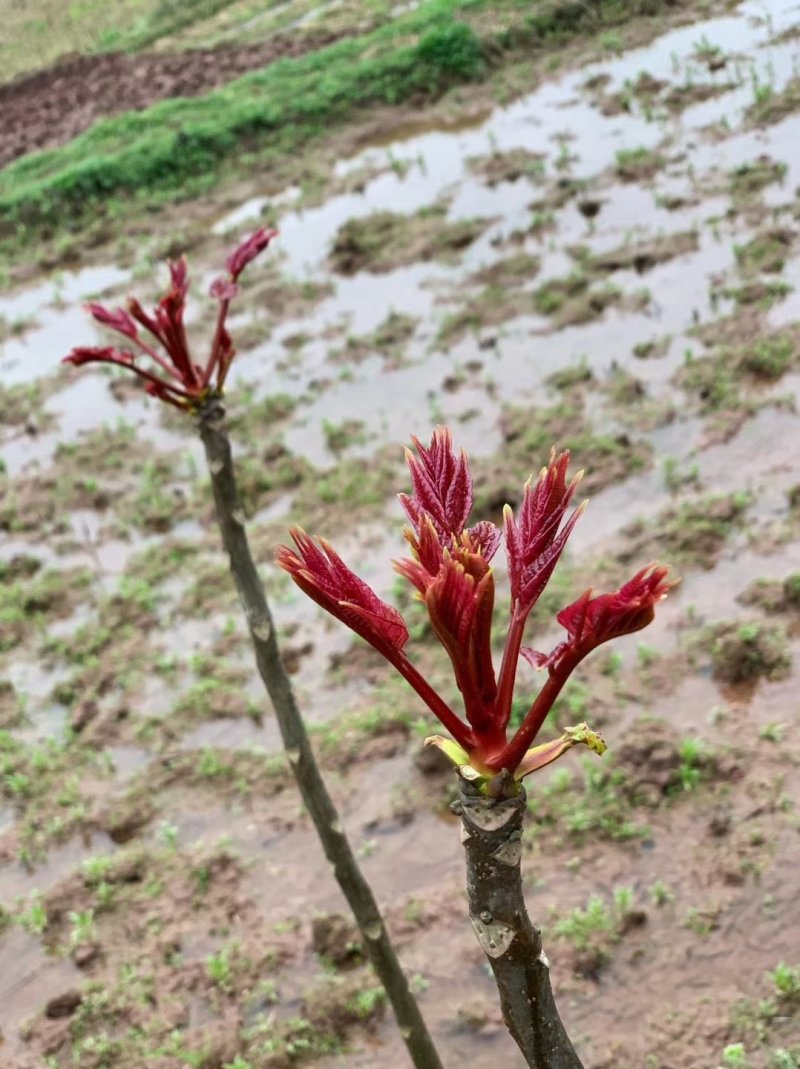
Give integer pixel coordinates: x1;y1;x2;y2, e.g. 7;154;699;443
2;0;800;1067
0;26;347;170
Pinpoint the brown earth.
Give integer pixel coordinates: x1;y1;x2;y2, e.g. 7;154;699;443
3;0;800;1066
0;27;343;170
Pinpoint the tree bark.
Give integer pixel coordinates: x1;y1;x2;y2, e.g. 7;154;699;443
455;776;584;1069
197;398;443;1069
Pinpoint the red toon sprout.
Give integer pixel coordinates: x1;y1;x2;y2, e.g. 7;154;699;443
278;428;677;784
63;228;278;408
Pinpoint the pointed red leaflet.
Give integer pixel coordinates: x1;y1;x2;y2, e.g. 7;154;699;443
277;529;409;657
399;426;473;542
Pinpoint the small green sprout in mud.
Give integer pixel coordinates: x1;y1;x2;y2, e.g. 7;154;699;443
649;880;673;906
676;736;706;791
278;427;675;787
768;962;800;1003
552;886;642;975
18;892;48;935
207;944;236;993
157;819;179;850
683;902;721;937
68;908;97;948
721;1044;749;1069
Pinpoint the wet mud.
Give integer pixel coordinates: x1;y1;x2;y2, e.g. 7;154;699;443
2;0;800;1065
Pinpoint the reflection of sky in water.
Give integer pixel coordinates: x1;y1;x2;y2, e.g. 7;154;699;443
0;264;129;386
2;0;799;478
1;6;800;1018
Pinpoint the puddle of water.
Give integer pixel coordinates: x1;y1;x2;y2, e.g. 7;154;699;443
0;927;83;1057
107;746;151;781
3;3;800;1062
0;264;128;325
179;718;278;751
213;184;301;235
0;265;129;387
695;406;800;499
0;831;117;904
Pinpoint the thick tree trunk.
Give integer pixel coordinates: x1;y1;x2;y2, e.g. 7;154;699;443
198;398;443;1069
455;777;584;1069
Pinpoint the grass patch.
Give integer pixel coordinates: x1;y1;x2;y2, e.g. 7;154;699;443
745;76;800;127
729;157;787;199
532;270;625;326
588;230;697;274
675;329;797;437
0;567;92;652
467;147;546;186
0;0;242;81
1;0;693;254
703;620;792;685
734;228;795;276
330;311;418;365
329;204;490;275
614;145;665;181
474;395;651;516
0;5;488;238
622;492;749;569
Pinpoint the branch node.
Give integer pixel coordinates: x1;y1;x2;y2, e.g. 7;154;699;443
471;916;515;958
491;838;523;866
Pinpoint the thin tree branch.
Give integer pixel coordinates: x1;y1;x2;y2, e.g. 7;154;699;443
197;397;443;1069
455;776;584;1069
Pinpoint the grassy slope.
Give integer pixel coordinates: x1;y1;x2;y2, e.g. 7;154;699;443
0;0;677;247
0;0;246;81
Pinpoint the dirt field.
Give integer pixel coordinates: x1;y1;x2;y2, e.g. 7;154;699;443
1;0;800;1067
0;29;345;170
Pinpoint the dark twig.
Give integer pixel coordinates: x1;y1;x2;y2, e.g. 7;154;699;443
197;398;443;1069
455;776;584;1069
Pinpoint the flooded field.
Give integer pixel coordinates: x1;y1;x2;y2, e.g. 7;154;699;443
2;0;800;1066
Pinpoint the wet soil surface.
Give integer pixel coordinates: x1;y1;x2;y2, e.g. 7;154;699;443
0;27;342;169
2;0;800;1066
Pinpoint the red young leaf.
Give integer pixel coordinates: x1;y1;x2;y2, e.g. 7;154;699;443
504;449;584;615
64;345;133;368
209;278;239;301
64;232;276;408
87;303;139;340
424;549;497;731
466;520;502;562
226;227;278;281
398;426;473;544
542;565;676;671
277;529;409;657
